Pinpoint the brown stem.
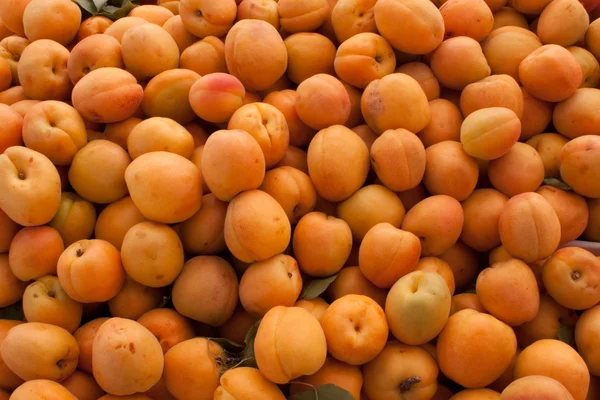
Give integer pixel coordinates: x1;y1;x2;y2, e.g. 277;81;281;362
400;376;422;393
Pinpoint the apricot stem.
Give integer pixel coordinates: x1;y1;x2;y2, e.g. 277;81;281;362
76;249;84;257
572;271;581;280
17;172;25;180
400;376;422;393
56;359;67;369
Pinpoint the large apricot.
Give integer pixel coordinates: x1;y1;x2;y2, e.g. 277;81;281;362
487;142;545;197
519;45;582;102
8;226;63;281
72;67;143;124
263;90;316;148
121;24;179;80
254;306;327;384
0;254;26;308
537;0;589;47
73;318;110;374
237;0;280;29
542;247;600;310
568;46;599;88
307;125;370;202
536;186;589;244
180;36;227;76
10;380;77;400
215;367;286;400
0;209;19;254
358;222;421;288
430;37;491;90
225;20;288;91
460;189;508;252
500;375;574;400
553;88;600;139
125;151;203;224
417;99;463;148
179;0;237;38
1;322;79;382
188;72;245;124
92;318;163;396
172;256;238;326
0;146;61;226
239;254;302;316
440;0;494;42
137;308;195;354
22;0;81;45
401;195;464;257
424;141;479;201
57;239;125;303
559;135;600;198
295;74;351;130
370;128;426;192
285;33;336;84
141;69;200;125
363;341;439;400
514;339;589;400
0;105;22;153
374;0;444;54
437;310;517;388
361;73;430;134
386;271;451;345
78;16;113;41
477;259;540;326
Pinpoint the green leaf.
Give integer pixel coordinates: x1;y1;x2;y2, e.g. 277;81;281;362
98;0;137;20
543;178;572;191
93;0;109;10
0;303;24;321
288;384;355;400
557;324;574;346
241;319;261;368
300;275;338;301
71;0;98;14
208;337;245;353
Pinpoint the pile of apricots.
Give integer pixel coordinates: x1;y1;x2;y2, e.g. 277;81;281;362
1;0;600;398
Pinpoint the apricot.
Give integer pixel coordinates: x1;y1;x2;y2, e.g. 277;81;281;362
370;128;426;192
499;192;561;263
431;37;491;90
351;125;378;152
72;67;143;124
57;239;125;303
0;209;19;254
172;256;238;326
514;339;589;400
0;0;31;36
10;380;77;400
0;254;26;309
177;195;226;255
519;44;582;102
477;259;540;326
162;15;197;53
163;338;224;400
73;318;110;374
9;99;40;118
337;184;406;242
451;293;486;315
22;275;82;333
22;0;81;45
401;195;464;256
395;62;440;101
334;33;396;89
215;367;285;399
295;74;351;130
374;0;443;54
107;276;164;320
361;73;430;134
461;74;523;118
290;358;363;400
492;7;529;29
141;69;200;125
500;375;574;400
575;305;600;375
285;33;336;85
0;105;20;151
61;370;105;400
440;241;479;292
542;247;600;310
460;189;508;252
277;0;328;33
363;341;439;400
254;306;327;383
585;20;600;60
94;197;146;251
536;186;588;244
92;318;163;396
8;226;63;281
17;39;71;101
239;254;302;316
237;0;280;29
189;73;245;124
358;222;421;288
537;0;588;47
386;271;451;345
415;257;456;295
440;0;494;42
525;133;568;177
0;146;61;226
307;125;369;202
22;100;87;166
129;4;174;25
438;310;517;388
0;86;27;105
295;297;330;324
568;46;600;89
77;16;113;41
553;88;600;139
137;308;195;354
275;146;309;173
125;151;203;224
482;28;540;83
264;90;315;148
225;20;288;91
128;118;194;161
1;322;79;382
103;118;141;150
179;0;236;38
321;294;388;365
487;142;545;197
559;135;600;198
180;36;227;76
417;99;463;148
